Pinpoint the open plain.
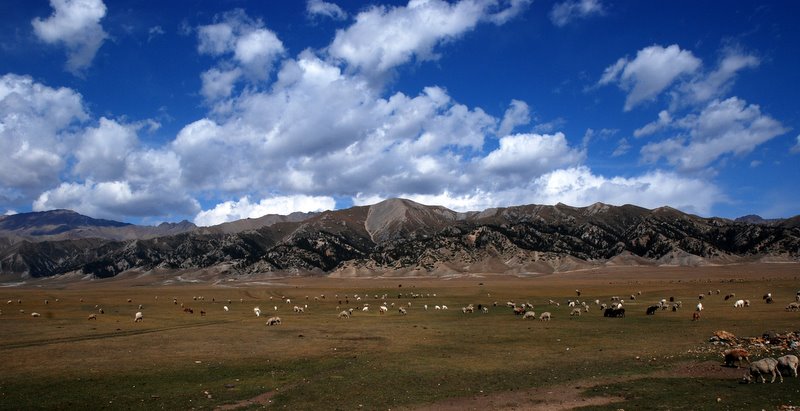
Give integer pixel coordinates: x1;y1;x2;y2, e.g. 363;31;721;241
2;262;800;410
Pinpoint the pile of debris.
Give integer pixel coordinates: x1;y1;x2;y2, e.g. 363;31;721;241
708;330;800;356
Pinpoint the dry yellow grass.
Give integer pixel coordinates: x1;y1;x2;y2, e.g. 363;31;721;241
1;262;799;409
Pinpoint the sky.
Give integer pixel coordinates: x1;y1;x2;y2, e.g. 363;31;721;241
1;0;799;226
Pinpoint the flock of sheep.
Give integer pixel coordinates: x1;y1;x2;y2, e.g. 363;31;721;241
5;285;799;385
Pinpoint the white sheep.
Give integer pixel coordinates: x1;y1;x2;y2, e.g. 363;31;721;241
254;307;262;317
570;308;582;316
87;314;97;320
522;311;536;319
266;316;281;326
777;355;799;378
435;305;441;310
134;311;143;322
539;312;551;321
379;305;388;314
223;306;229;312
362;307;369;312
338;310;351;319
424;305;428;311
398;307;407;315
743;358;780;383
695;302;703;312
734;299;745;308
441;305;448;310
481;306;489;313
31;312;41;317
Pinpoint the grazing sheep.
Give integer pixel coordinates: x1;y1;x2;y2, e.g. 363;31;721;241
539;312;551;321
424;305;428;311
435;305;441;310
266;316;282;326
379;305;388;314
743;358;780;383
777;355;799;378
134;311;143;322
254;307;262;317
522;311;536;319
513;306;526;315
183;307;194;314
31;312;41;317
695;302;703;311
723;348;750;367
481;306;489;313
763;293;772;300
462;304;474;314
293;306;305;313
692;312;700;321
785;302;800;312
570;308;581;317
338;310;351;319
362;306;369;312
398;307;407;315
87;314;97;320
223;305;229;312
600;303;607;310
98;308;104;314
441;305;448;310
200;310;206;316
734;299;745;308
646;305;658;315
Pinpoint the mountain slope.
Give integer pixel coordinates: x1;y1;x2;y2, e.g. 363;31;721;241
0;200;798;279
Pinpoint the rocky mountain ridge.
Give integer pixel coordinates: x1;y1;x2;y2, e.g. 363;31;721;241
1;199;798;280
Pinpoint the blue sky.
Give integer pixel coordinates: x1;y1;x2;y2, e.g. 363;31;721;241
1;0;798;226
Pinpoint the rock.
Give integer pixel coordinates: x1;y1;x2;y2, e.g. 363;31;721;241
714;330;737;342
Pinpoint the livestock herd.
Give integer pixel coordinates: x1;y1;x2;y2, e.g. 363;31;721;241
4;286;800;385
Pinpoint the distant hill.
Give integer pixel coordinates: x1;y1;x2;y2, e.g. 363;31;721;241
0;199;798;280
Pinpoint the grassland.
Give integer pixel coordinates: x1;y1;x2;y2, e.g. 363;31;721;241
1;263;799;410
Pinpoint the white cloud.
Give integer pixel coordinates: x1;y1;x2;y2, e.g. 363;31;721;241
307;0;348;20
611;138;631;157
599;44;701;111
641;97;788;171
353;166;722;216
31;0;108;74
148;25;165;42
481;133;584;178
550;0;604;27
671;50;759;109
194;195;335;226
528;167;721;215
497;99;530;136
200;67;242;100
196;9;285;101
3;210;17;216
34;180;199;220
73;118;139;181
0;74;87;205
328;0;529;77
633;110;672;138
792;135;800;154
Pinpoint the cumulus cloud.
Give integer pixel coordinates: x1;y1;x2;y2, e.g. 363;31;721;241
599;44;701;111
197;9;285;100
328;0;529;77
73;118;139;181
480;133;584;178
497;99;530;136
34;179;199;220
550;0;604;27
354;166;721;216
0;74;87;206
194;195;336;226
31;0;108;74
306;0;348;20
641;97;788;171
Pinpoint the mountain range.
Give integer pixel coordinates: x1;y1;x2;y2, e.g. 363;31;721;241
1;199;798;280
